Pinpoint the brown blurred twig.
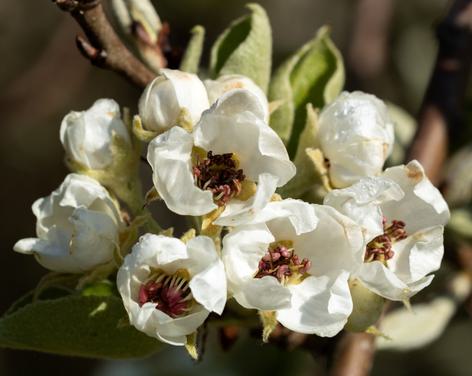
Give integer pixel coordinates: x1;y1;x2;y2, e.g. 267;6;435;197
408;0;472;184
330;1;472;376
52;0;156;88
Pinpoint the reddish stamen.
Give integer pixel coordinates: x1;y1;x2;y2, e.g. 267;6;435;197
138;273;193;318
193;151;245;206
365;218;408;262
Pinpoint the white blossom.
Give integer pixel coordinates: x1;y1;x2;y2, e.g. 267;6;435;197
147;89;295;223
117;233;226;346
204;75;269;122
324;160;450;301
318;91;394;188
60;99;130;170
13;174;122;273
138;69;209;133
222;199;365;336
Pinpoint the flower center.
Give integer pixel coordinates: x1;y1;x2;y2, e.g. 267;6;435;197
255;241;311;285
138;270;193;318
193;150;245;206
365;219;407;263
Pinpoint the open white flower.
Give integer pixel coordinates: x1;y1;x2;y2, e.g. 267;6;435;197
147;89;295;223
318;91;394;188
222;199;365;336
117;233;226;346
13;174;122;273
138;69;209;133
204;75;269;122
60;99;131;170
324;160;450;301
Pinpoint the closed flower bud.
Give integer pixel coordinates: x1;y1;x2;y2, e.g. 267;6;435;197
318;91;394;188
60;99;131;170
13;174;122;273
138;69;209;133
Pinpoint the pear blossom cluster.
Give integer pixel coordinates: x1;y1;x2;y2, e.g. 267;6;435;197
14;69;449;349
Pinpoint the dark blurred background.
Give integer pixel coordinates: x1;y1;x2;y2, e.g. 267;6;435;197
2;0;472;375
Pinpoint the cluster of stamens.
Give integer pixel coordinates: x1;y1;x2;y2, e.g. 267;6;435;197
255;243;311;284
138;271;193;318
193;151;245;206
365;219;408;263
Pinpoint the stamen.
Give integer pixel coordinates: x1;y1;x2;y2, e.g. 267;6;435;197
193;151;246;206
255;243;311;285
365;218;408;263
138;270;193;318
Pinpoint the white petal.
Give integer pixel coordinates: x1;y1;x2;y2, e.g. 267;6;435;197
381;160;450;233
60;98;130;169
194;90;295;186
294;205;365;275
247;199;318;235
357;262;434;301
222;223;274;286
150;305;209;338
234;276;291;311
127;233;189;272
147;126;217;216
13;238;41;255
324;176;404;241
277;272;352;336
388;226;444;284
214;173;278;227
204;77;269;122
319;91;394;188
138;69;209;132
184;236;227;314
189;258;227;314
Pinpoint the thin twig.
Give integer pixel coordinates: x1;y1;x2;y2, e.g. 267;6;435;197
330;1;472;375
53;0;156;88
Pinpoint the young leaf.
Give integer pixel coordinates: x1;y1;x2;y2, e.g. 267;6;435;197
269;26;344;154
180;25;205;74
0;294;163;359
209;3;272;93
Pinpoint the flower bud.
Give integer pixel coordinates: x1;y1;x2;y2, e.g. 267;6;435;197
318;91;394;188
204;75;269;122
13;174;122;273
138;69;209;133
60;99;131;170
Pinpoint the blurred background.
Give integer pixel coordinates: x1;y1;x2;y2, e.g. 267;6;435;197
2;0;472;375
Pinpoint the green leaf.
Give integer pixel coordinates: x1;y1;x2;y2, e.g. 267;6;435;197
180;25;205;74
0;294;163;359
277;104;330;202
269;26;344;155
209;3;272;93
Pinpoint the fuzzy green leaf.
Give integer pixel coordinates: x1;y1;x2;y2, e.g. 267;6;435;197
0;294;163;359
180;25;205;74
269;26;344;155
209;3;272;93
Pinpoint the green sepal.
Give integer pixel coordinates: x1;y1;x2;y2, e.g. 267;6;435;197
345;278;385;332
269;26;344;154
185;332;198;360
258;310;277;343
209;3;272;93
180;25;205;74
0;294;164;359
132;114;158;142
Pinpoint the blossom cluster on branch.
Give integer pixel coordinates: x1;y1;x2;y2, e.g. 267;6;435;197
13;69;449;352
5;2;453;362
